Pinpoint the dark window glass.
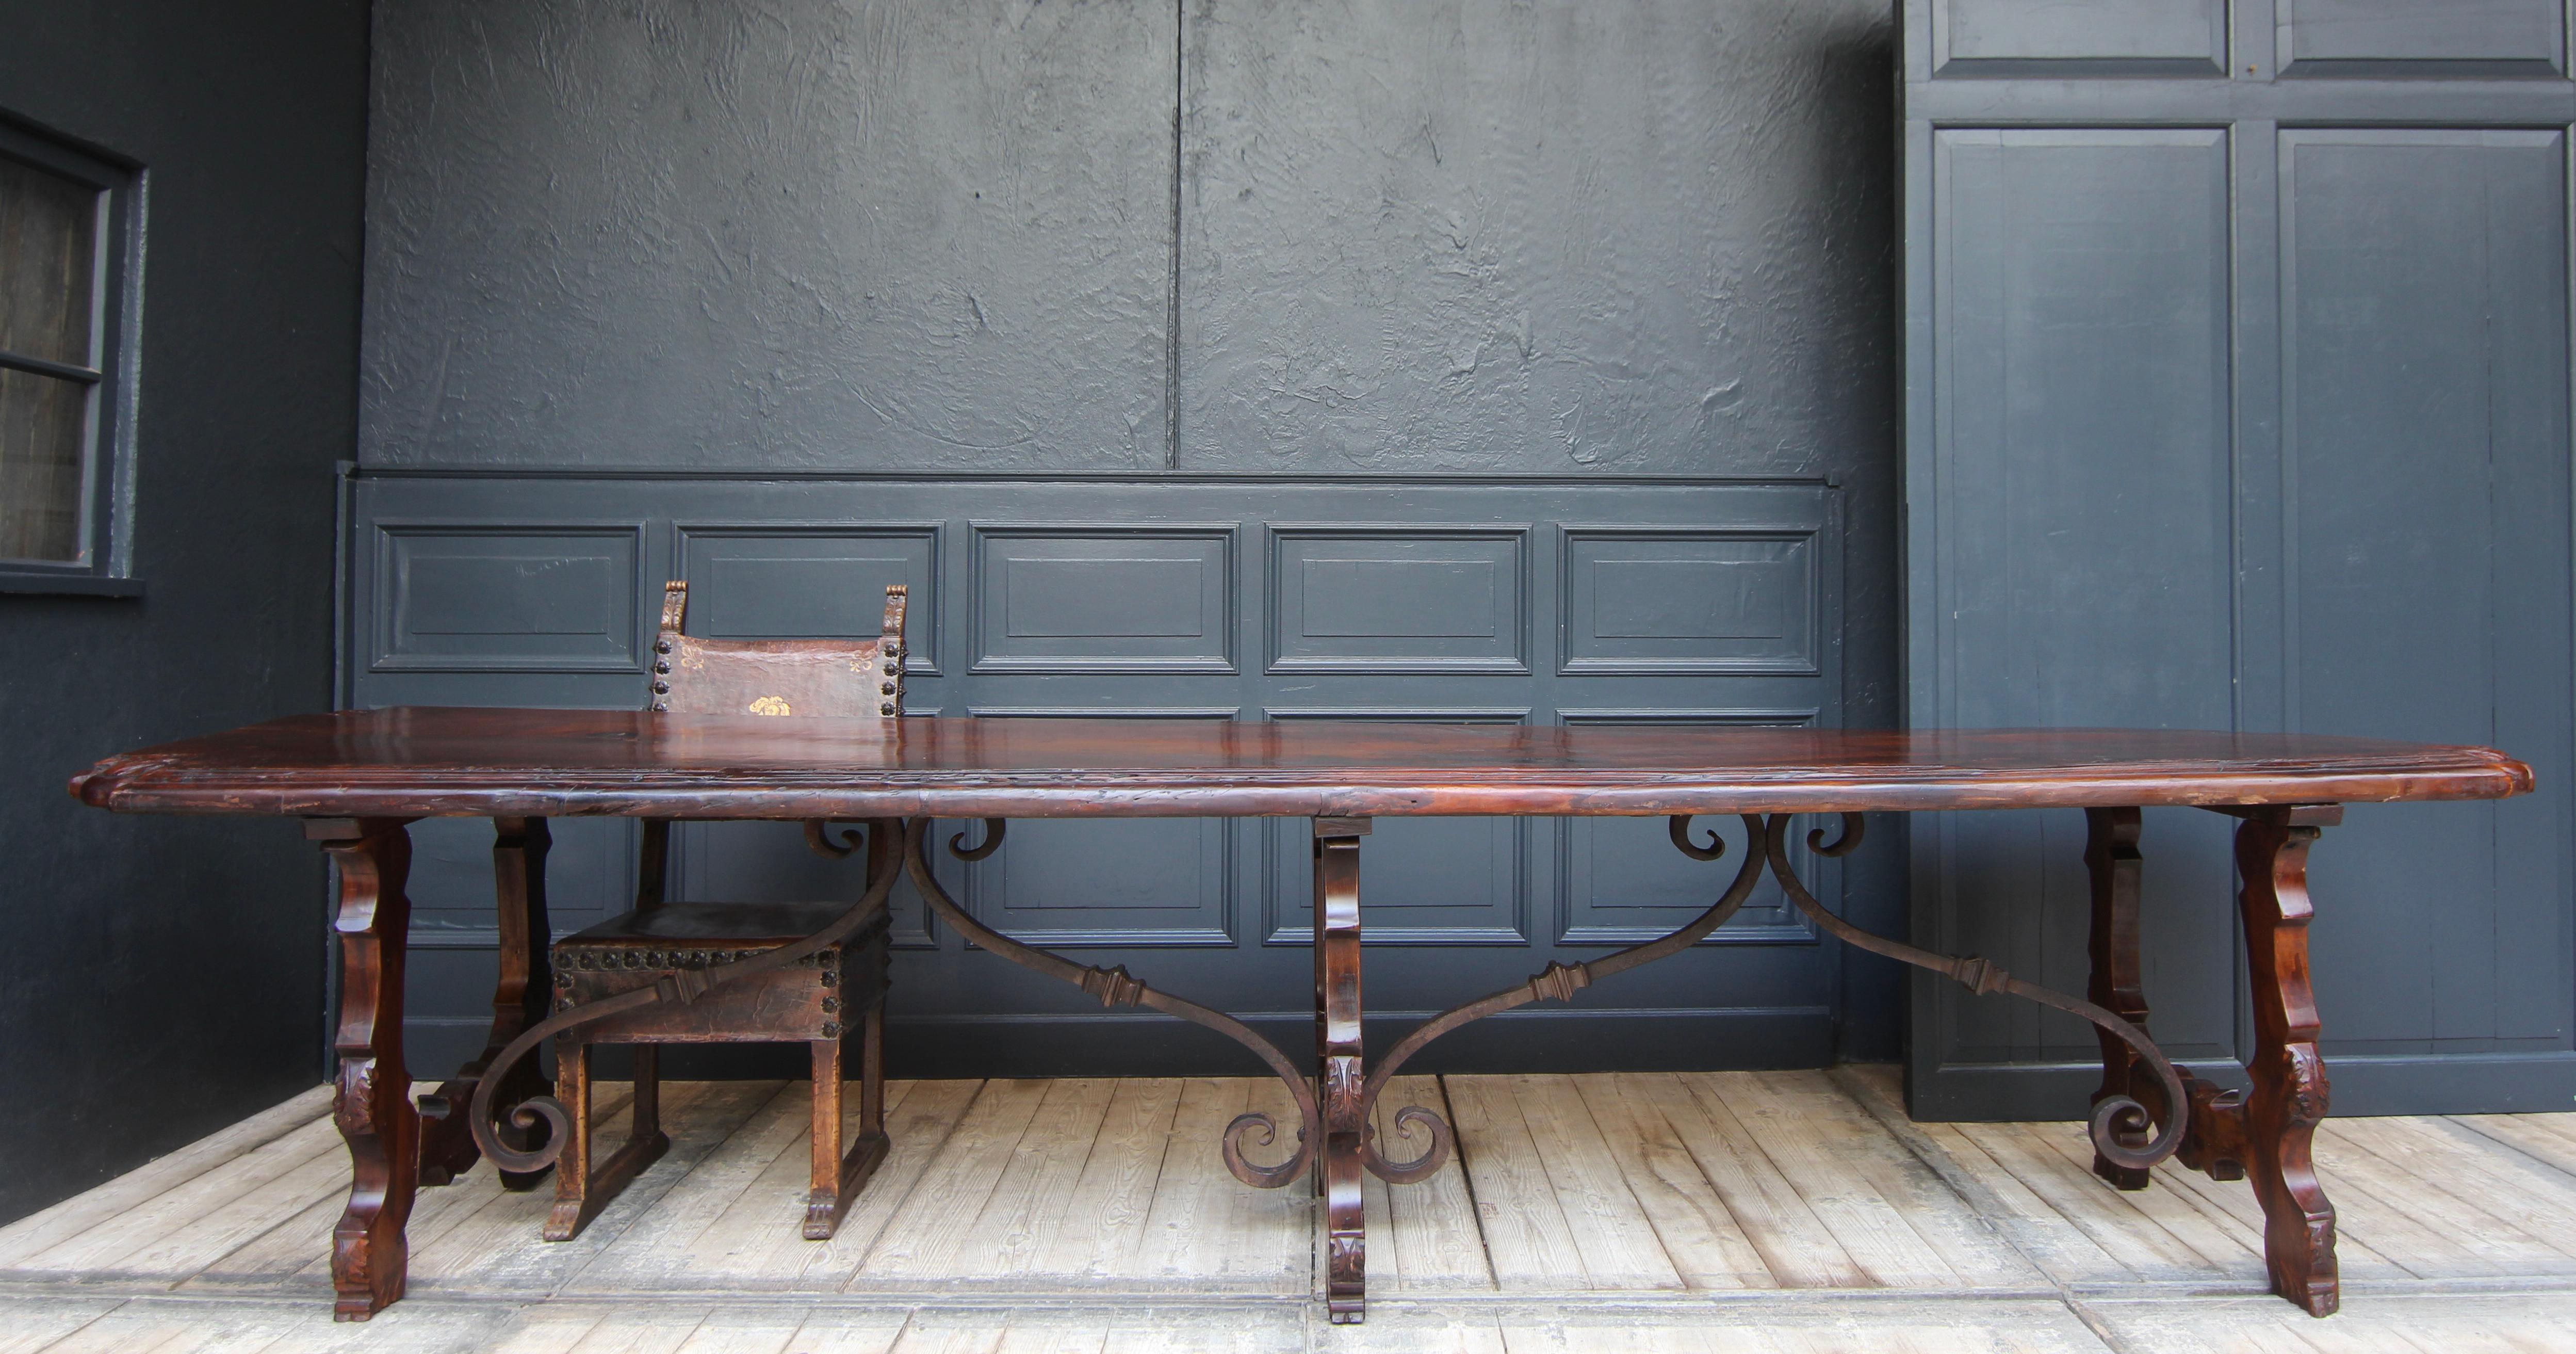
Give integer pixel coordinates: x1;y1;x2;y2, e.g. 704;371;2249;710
0;151;107;565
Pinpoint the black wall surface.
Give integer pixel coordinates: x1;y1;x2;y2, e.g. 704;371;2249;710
357;0;1907;1078
0;2;368;1220
1902;0;2576;1117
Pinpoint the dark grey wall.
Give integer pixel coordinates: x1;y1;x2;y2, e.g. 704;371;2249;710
1902;0;2576;1117
0;2;368;1220
359;0;1907;1074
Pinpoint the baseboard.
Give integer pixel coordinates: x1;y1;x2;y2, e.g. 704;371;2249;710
1908;1050;2576;1120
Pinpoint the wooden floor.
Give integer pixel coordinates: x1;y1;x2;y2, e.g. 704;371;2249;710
8;1068;2576;1351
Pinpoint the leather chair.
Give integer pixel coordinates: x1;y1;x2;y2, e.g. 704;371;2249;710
543;579;907;1242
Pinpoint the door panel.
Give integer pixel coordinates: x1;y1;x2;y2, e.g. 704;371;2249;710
1904;1;2576;1116
2282;128;2574;1053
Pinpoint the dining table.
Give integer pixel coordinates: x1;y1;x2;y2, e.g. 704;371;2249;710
70;709;2533;1322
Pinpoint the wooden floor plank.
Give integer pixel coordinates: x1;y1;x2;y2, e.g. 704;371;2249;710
1378;1075;1493;1293
2452;1111;2576;1184
21;1115;346;1275
1688;1071;1962;1289
2086;1292;2576;1354
1825;1066;2141;1288
1575;1073;1772;1289
0;1086;333;1269
684;1079;966;1293
1951;1122;2219;1283
1509;1073;1686;1290
0;1296;121;1354
2310;1121;2576;1275
1638;1070;1870;1288
107;1136;353;1281
569;1081;808;1289
2018;1118;2265;1277
1031;1077;1183;1282
408;1080;771;1294
859;1078;1053;1282
1751;1071;2035;1289
2334;1114;2576;1260
1107;1075;1307;1289
1443;1074;1584;1291
955;1076;1119;1283
776;1311;911;1354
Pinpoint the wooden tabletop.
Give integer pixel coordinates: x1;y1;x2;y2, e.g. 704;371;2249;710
68;707;2533;820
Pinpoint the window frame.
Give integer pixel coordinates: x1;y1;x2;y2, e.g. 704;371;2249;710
0;113;144;597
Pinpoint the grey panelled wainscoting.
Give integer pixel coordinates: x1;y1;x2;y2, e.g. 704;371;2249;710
1902;0;2576;1116
343;473;1851;1078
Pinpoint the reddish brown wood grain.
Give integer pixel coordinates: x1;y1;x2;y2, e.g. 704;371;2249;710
69;710;2534;820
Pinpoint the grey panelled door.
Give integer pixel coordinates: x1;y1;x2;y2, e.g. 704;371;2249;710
354;1;1905;1078
1903;0;2576;1116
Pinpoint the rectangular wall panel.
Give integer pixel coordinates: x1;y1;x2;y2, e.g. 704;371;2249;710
678;527;939;670
372;524;642;672
971;527;1238;673
1562;529;1818;674
1268;529;1527;673
1923;127;2242;1077
2279;0;2565;75
1934;0;2226;75
2281;128;2575;1054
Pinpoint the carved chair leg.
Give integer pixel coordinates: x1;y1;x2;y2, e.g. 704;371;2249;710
1313;817;1369;1324
311;818;420;1321
544;1039;592;1241
803;1028;889;1240
2084;807;2157;1189
2236;807;2342;1317
544;1041;667;1243
860;1000;886;1142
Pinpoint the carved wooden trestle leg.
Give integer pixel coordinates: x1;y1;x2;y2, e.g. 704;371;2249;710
1312;817;1368;1322
2084;807;2156;1189
2083;803;2343;1316
419;816;556;1191
2147;805;2343;1315
309;817;421;1321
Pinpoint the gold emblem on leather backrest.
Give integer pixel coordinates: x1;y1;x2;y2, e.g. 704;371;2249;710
747;696;792;716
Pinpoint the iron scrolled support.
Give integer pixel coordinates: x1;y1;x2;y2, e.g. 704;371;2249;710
1351;814;1773;1184
914;818;1322;1189
467;820;904;1174
1759;812;2188;1173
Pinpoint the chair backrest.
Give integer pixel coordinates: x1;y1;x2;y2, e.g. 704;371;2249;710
647;580;907;718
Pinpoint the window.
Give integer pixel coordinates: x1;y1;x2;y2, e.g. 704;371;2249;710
0;116;139;594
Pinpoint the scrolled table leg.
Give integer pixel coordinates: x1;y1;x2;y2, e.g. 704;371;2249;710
309;817;420;1321
1312;817;1368;1323
2233;805;2342;1317
2084;807;2157;1189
